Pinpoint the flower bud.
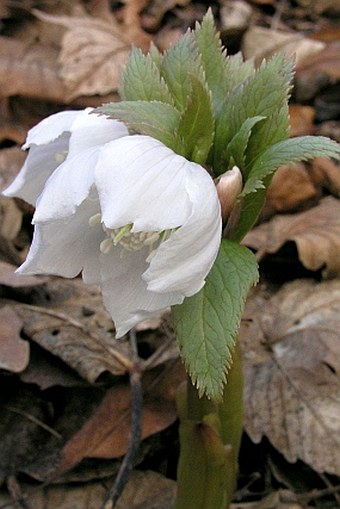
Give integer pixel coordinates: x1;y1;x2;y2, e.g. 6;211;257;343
216;166;243;223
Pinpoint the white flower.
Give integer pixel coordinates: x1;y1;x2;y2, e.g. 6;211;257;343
4;111;222;337
4;107;128;206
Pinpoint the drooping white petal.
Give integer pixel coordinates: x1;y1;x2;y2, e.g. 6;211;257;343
99;247;184;338
23;110;82;149
4;109;128;205
143;164;222;296
3;133;70;205
18;197;103;282
33;147;100;223
95;135;192;231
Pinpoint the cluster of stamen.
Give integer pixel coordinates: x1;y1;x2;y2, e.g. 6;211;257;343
89;213;174;260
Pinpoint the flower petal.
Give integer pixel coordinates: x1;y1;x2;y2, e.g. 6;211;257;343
95;135;193;231
18;197;104;282
99;247;184;337
33;147;100;223
143;165;221;296
3;133;70;205
4;109;128;205
23;110;83;149
68;111;128;158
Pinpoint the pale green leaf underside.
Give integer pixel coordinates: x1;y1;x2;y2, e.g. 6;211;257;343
172;241;259;401
96;100;180;149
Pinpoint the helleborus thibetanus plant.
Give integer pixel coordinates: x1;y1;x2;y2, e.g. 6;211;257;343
3;9;340;509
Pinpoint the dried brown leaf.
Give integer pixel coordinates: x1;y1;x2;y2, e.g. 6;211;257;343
20;341;88;390
21;361;184;482
0;305;29;373
51;365;182;478
244;196;340;277
310;156;340;196
261;163;318;219
295;42;340;101
0;260;43;288
289;105;315;137
34;10;132;100
0;35;67;101
16;278;132;380
241;279;340;475
295;0;340;15
0;147;26;192
115;470;176;509
0;197;22;241
0;383;53;486
0;470;176;509
230;490;305;509
241;26;325;67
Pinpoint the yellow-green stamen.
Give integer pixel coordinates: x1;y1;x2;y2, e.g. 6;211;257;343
89;213;176;257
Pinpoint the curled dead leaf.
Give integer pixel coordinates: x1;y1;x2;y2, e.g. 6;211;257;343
244;196;340;278
34;10;132;100
241;279;340;475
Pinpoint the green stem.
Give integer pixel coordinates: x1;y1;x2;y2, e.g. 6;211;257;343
175;341;243;509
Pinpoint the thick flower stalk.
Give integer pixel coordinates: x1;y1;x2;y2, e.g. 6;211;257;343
3;109;222;337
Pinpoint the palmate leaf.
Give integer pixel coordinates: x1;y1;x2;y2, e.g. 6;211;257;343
172;241;259;401
96;100;180;150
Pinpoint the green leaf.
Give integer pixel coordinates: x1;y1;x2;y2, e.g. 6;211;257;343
193;9;229;115
243;135;340;196
223;115;266;171
229;135;340;242
119;48;173;104
175;75;215;164
228;189;267;242
172;241;259;401
245;104;289;165
194;10;253;116
214;54;293;175
96;100;180;149
161;31;205;111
